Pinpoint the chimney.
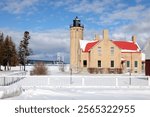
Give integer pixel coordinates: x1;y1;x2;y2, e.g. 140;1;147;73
95;34;100;40
103;29;109;40
132;35;136;43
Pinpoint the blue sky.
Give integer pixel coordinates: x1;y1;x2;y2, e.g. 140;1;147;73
0;0;150;62
0;0;149;30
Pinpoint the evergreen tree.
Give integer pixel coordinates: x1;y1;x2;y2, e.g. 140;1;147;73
10;42;18;66
18;31;31;71
0;32;4;70
3;36;12;70
0;33;18;71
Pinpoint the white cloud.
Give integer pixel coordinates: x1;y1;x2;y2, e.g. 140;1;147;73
0;28;70;62
1;0;39;14
135;0;142;3
30;30;70;54
111;17;150;48
68;0;116;14
49;0;147;26
49;0;76;7
49;0;118;14
101;5;145;24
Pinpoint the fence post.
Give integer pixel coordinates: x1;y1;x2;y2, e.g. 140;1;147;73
115;77;118;87
129;76;131;85
48;77;49;85
82;77;85;86
3;76;6;86
70;68;72;85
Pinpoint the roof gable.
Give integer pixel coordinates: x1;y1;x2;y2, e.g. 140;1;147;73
80;40;99;52
84;41;99;52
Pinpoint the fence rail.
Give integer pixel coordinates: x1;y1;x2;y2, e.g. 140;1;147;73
0;71;27;86
0;75;149;88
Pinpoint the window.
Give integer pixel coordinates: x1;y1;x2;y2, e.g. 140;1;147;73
111;60;114;67
98;60;101;67
110;47;114;55
83;60;87;67
97;47;101;56
134;61;138;67
127;61;130;67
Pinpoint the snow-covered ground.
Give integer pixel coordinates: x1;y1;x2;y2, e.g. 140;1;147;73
0;65;150;100
7;87;150;100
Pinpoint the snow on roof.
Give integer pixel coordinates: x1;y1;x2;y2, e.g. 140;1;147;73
80;40;90;51
80;40;99;52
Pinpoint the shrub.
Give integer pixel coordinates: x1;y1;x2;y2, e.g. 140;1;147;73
31;62;48;75
87;68;99;74
87;68;94;74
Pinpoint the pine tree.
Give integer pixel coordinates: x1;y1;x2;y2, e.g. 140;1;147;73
0;33;18;71
0;32;4;70
10;42;18;66
2;36;18;70
18;31;31;71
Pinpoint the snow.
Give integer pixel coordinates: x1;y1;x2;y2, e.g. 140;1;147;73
0;65;150;100
80;40;98;51
0;85;22;99
7;87;150;100
0;91;4;98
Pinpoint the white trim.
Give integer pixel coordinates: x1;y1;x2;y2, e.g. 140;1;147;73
121;49;140;52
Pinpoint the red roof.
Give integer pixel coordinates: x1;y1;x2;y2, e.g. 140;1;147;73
113;41;138;50
82;40;140;52
84;41;99;52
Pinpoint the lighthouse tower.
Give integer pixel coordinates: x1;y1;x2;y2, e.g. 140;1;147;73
70;17;84;72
